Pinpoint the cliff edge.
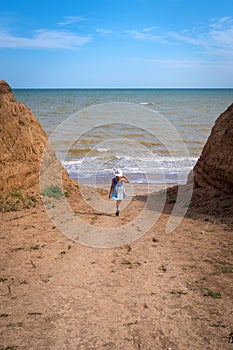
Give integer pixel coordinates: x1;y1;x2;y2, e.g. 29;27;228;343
0;80;79;197
192;103;233;194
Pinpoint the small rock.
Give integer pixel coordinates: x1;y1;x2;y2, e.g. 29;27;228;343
161;265;167;272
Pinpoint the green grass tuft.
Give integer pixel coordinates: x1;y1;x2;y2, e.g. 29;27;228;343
170;289;188;295
0;277;8;282
0;189;37;212
31;244;40;250
168;198;176;204
41;185;64;199
204;290;221;298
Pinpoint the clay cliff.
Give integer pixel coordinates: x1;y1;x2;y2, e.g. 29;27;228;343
0;80;78;196
192;103;233;194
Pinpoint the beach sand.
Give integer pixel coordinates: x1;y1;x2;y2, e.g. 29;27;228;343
1;184;233;349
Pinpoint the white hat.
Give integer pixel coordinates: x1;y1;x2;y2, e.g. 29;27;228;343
113;168;123;177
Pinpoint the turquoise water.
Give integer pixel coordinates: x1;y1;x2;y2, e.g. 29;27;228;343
14;88;233;184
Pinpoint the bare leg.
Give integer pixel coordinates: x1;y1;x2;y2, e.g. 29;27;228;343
116;200;121;216
116;200;121;210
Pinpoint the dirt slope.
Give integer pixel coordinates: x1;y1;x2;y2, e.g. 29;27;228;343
192;103;233;194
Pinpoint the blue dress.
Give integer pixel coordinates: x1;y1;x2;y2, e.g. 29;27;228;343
110;178;126;200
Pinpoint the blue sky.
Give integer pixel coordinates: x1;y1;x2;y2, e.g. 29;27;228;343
1;0;233;88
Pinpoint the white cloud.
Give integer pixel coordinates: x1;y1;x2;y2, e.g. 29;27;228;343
129;56;233;74
125;17;233;57
206;25;233;55
210;16;233;29
167;31;204;46
96;29;113;36
124;28;170;44
57;16;86;26
0;29;91;49
129;57;204;68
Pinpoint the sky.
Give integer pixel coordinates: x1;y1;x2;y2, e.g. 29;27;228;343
1;0;233;88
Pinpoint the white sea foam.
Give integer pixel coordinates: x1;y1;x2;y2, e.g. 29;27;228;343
139;102;154;106
62;155;197;184
96;148;109;152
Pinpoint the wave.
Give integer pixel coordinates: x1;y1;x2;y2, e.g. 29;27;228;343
62;155;197;184
139;102;155;106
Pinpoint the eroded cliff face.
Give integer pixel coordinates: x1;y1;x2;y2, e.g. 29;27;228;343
192;103;233;194
0;80;78;196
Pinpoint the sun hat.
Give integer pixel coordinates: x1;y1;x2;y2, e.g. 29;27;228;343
113;168;123;177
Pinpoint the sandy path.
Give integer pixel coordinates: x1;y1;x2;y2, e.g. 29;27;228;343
1;185;233;349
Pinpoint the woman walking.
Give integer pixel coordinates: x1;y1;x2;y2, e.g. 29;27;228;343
109;168;130;216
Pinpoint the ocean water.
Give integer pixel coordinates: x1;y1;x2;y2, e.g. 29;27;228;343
14;88;233;184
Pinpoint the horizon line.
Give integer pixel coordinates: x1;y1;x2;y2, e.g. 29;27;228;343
12;86;233;90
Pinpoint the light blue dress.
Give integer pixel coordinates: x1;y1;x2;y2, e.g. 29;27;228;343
110;178;126;200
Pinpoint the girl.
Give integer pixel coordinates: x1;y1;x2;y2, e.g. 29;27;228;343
109;168;130;216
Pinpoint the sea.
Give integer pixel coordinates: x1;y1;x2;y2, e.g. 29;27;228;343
14;88;233;185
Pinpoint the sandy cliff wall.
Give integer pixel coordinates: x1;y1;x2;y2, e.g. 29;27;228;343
192;103;233;194
0;80;78;196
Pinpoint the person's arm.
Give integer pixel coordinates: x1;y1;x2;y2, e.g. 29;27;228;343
122;175;130;183
109;179;114;198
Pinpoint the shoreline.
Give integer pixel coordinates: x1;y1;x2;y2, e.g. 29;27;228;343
80;182;176;197
69;170;188;186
